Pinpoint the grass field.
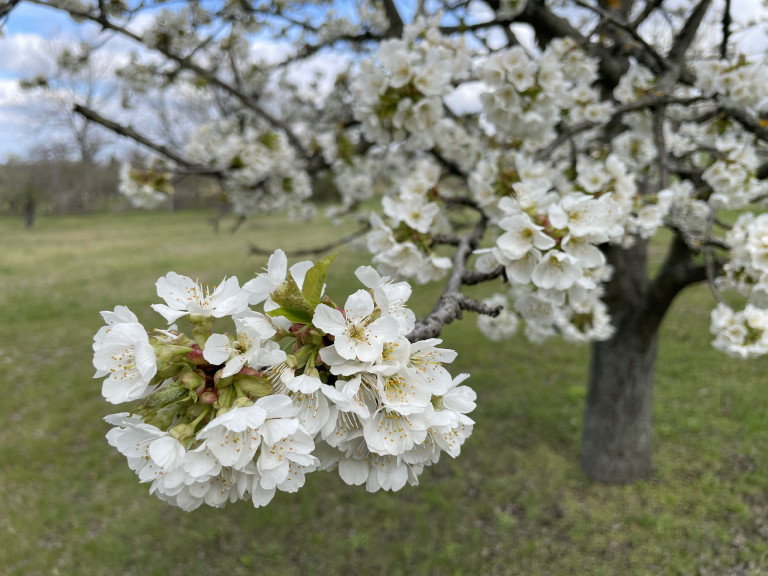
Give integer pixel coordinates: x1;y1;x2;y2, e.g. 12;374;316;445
1;210;768;575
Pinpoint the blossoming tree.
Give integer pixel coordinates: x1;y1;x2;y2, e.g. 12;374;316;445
8;0;768;494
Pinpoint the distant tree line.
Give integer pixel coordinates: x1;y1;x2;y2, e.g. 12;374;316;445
0;152;223;227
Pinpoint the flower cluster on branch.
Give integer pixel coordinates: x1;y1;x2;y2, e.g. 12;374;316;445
94;251;474;510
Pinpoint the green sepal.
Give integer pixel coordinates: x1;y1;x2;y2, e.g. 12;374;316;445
139;380;195;412
302;253;337;308
141;405;178;431
237;376;274;398
151;363;184;384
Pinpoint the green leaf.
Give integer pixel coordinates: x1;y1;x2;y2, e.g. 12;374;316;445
267;306;313;325
271;272;312;313
302;253;337;308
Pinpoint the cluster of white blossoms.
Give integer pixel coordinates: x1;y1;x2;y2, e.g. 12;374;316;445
366;158;453;284
701;135;768;210
117;163;173;210
351;18;471;149
718;213;768;297
707;212;768;358
695;58;768;110
94;250;474;511
142;8;209;54
710;302;768;359
479;39;610;153
184;121;312;217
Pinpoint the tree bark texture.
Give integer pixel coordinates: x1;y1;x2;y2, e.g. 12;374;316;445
581;309;658;483
580;236;706;484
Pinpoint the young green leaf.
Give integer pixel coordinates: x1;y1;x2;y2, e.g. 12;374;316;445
302;253;337;308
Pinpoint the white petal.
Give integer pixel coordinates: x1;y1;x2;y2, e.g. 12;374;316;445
286;374;322;394
151;303;188;324
268;250;288;284
259;418;300;446
222;354;247;378
339;458;369;486
312;304;346;336
344;290;374;322
203;333;235;365
256;394;298;418
149;436;185;470
289;261;314;289
354;266;382;288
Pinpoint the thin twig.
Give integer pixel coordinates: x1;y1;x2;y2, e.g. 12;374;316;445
408;214;490;342
249;222;371;257
74;103;212;170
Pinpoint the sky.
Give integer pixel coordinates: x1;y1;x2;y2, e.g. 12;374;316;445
1;1;767;163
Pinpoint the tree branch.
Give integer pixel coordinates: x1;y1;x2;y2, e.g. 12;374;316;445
408;215;491;342
73;103;216;171
645;232;709;331
573;0;667;73
30;0;316;162
666;0;714;70
721;0;732;59
462;265;505;285
0;0;21;20
249;222;371;258
382;0;404;38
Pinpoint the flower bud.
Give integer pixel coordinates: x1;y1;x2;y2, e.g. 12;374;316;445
186;347;207;366
236;374;273;398
169;421;197;442
214;386;234;410
188;313;210;326
304;366;320;380
199;389;218;404
179;369;205;390
231;396;254;409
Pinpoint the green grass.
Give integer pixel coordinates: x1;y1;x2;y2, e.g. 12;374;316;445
1;210;768;575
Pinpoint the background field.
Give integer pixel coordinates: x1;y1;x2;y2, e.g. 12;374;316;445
1;210;768;575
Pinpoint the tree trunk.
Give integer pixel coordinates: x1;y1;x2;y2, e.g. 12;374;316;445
24;193;36;229
581;312;658;483
580;236;707;483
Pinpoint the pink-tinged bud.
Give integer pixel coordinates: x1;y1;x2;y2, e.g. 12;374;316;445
187;347;207;366
195;383;206;397
239;366;260;377
199;389;219;404
180;370;205;390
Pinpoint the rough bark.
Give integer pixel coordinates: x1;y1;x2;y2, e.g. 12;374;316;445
581;240;656;483
581;236;708;483
582;330;659;482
